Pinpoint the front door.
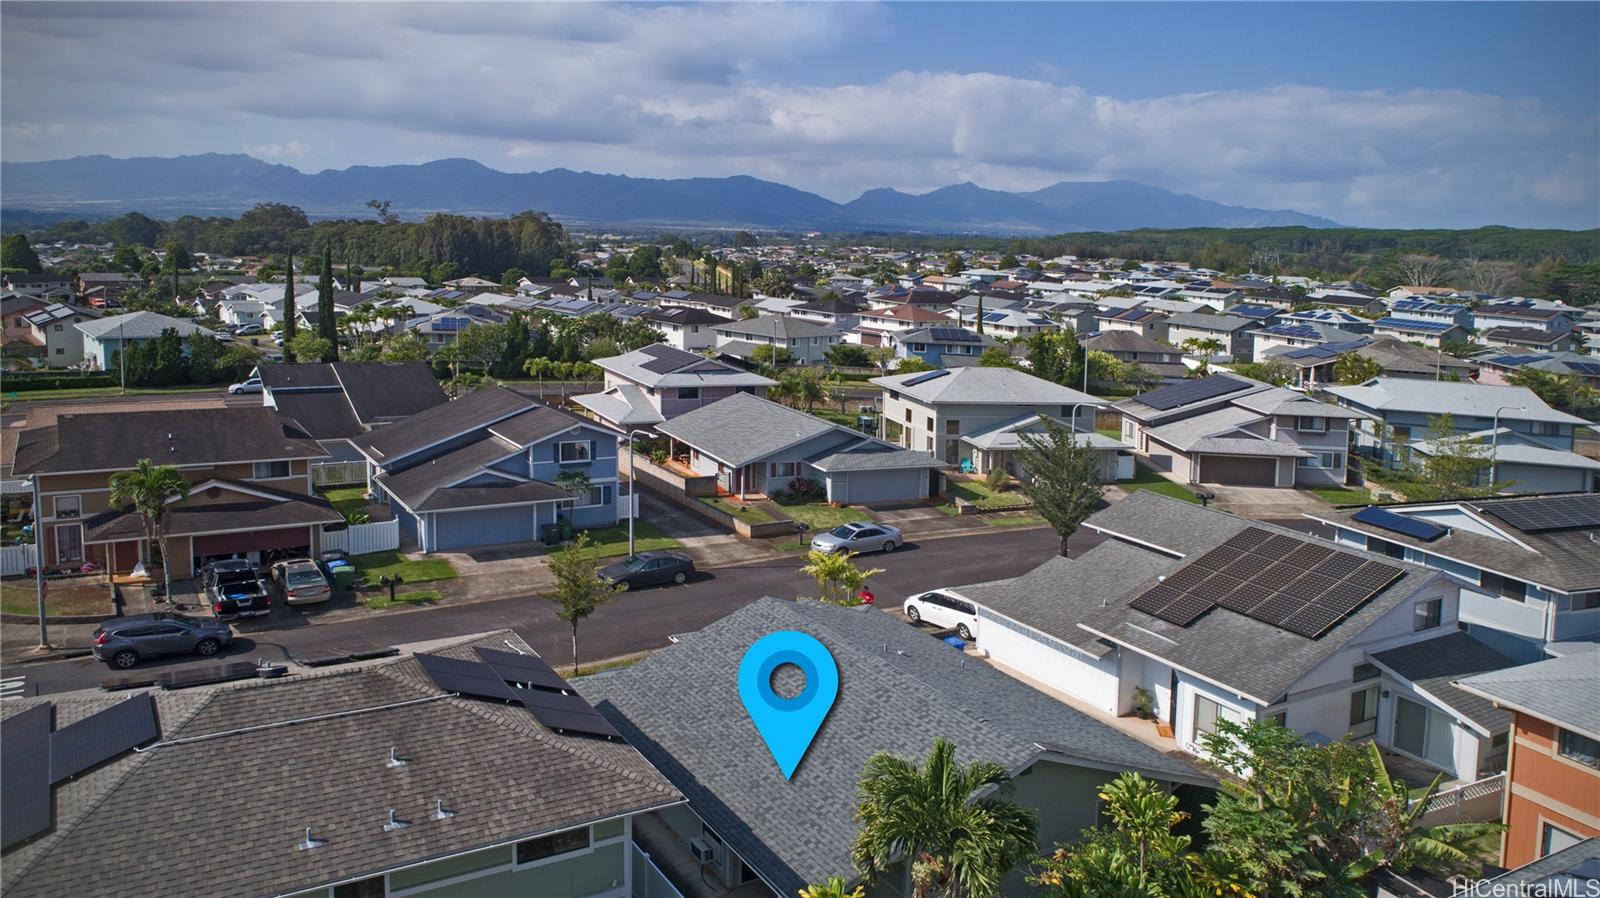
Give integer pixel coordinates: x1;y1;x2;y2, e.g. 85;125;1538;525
53;524;83;564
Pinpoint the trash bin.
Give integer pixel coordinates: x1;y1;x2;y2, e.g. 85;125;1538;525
942;635;967;651
330;565;357;591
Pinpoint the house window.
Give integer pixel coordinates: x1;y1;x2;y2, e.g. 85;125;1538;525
558;441;592;464
1348;685;1379;738
54;524;83;564
1534;421;1560;436
770;461;797;478
516;826;590;865
1192;695;1225;743
1557;728;1600;769
926;417;934;432
945;420;960;435
54;347;64;355
252;460;291;479
53;324;64;332
1368;536;1407;560
1392;696;1454;768
1542;822;1583;858
1414;598;1442;631
1570;592;1600;611
1480;571;1527;603
904;409;912;423
677;387;700;400
53;495;82;519
573;486;607;508
1296;416;1326;432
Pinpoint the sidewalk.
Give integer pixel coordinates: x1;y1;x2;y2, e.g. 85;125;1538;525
2;619;98;664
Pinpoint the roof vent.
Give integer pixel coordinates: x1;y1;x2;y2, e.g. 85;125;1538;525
297;827;326;850
384;809;410;832
387;746;407;768
433;799;455;820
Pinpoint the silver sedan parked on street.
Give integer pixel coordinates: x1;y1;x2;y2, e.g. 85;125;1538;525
808;522;903;555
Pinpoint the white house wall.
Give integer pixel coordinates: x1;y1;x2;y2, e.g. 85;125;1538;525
976;611;1120;714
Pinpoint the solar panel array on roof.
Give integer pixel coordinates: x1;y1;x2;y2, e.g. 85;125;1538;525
1264;324;1321;338
1488;354;1552;367
415;651;620;739
929;326;980;343
1352;506;1447;542
903;368;952;387
1481;495;1600;533
1138;375;1252;411
49;693;158;784
1374;317;1459;333
476;647;570;690
637;343;699;374
1568;361;1600;376
416;652;514;701
1126;526;1405;638
1;703;52;850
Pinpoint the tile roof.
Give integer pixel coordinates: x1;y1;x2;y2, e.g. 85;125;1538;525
579;599;1210;898
0;632;681;898
13;407;327;475
1081;492;1443;703
1369;632;1515;733
871;367;1100;406
1456;653;1600;739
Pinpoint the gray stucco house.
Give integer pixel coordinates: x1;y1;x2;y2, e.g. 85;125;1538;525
654;392;945;504
355;386;622;551
872;367;1102;466
710;315;842;365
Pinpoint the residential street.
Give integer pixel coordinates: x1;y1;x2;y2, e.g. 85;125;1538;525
6;524;1077;697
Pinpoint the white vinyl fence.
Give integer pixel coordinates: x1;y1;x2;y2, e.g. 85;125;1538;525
311;461;368;487
321;520;400;555
0;544;38;577
630;843;686;898
1413;772;1505;827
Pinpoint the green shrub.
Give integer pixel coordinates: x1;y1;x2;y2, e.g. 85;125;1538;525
984;466;1010;492
2;373;120;392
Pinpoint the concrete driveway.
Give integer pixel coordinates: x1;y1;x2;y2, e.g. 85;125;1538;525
1202;484;1331;518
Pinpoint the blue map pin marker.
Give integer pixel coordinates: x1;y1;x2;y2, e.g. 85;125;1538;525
738;630;839;780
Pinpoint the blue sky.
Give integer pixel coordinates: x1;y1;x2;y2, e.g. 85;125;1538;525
2;1;1596;229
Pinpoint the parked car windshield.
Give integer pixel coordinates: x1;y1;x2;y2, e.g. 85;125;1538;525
286;569;325;586
620;556;650;571
828;525;858;539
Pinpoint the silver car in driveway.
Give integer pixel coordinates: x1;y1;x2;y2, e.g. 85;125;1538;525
809;522;903;555
271;559;333;605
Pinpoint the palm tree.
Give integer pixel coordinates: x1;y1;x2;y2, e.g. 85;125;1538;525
1333;351;1384;385
1180;337;1226;374
852;739;1039;898
1346;743;1501;881
108;459;190;601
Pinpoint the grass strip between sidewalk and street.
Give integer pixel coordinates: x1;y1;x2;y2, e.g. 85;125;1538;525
577;521;682;559
1119;462;1201;504
364;589;440;610
352;550;457;584
699;495;777;524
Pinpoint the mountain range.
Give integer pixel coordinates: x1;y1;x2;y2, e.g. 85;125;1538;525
0;153;1340;233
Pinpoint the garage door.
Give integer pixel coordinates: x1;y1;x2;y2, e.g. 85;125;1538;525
432;505;535;551
192;527;310;556
831;468;924;504
1198;455;1277;486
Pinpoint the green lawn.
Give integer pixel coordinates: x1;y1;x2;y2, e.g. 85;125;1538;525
318;487;367;519
700;496;777;524
352;550;458;584
947;478;1032;509
986;515;1047;528
576;521;682;559
1304;486;1373;506
773;499;869;531
809;407;857;427
774;539;809;552
1096;426;1123;440
1120;463;1202;504
364;588;440;610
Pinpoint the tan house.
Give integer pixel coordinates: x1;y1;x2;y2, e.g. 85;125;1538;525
12;406;338;578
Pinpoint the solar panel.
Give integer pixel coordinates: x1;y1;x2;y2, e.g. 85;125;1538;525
415;653;515;702
526;706;621;739
49;693;158;784
1138;375;1252;411
155;661;260;690
1219;529;1271;551
929;327;981;343
1128;584;1183;616
1284;544;1335;569
1;703;52;850
902;369;951;387
476;647;570;690
1158;594;1216;627
638;344;699;374
1568;361;1600;376
1352;506;1447;542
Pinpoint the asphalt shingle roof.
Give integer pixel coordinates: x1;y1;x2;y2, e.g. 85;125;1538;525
353;386;534;462
655;393;837;467
1456;653;1600;738
1369;632;1515;733
76;311;214;340
13;407;327;475
1;632;681;898
579;599;1210;898
872;366;1099;406
331;362;448;423
268;391;364;440
1325;377;1591;426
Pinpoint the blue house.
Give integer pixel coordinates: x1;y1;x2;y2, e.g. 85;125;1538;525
887;324;999;367
353;386;620;552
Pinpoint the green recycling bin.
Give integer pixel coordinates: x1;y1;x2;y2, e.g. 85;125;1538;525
332;567;357;591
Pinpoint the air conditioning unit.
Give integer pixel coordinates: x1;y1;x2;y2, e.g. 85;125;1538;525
689;837;716;864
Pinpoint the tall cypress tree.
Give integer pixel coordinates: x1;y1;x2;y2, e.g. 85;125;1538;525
282;246;298;363
317;247;337;360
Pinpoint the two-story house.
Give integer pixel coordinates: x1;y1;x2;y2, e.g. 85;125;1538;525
965;491;1516;781
355;386;622;552
884;324;998;368
1252;322;1367;362
853;304;950;347
1387;298;1472;328
1079;330;1189;380
1309;493;1600;662
11;406;337;577
1115;375;1370;487
1457;653;1600;867
1369;316;1471;348
1;630;685;898
872;366;1102;466
1095;306;1169;339
1163;312;1260;359
574;344;775;432
258;361;449;464
21;303;100;368
1472;301;1576;335
710;315;841;365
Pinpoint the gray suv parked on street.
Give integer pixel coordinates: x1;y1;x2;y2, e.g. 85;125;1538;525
92;613;234;669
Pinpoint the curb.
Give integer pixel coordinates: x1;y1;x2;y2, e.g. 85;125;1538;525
7;647;95;665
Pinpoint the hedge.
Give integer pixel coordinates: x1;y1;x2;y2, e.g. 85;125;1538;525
3;373;120;392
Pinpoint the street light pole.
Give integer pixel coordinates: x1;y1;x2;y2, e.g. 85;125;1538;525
1489;405;1525;489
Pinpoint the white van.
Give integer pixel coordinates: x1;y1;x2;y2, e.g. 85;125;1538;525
902;589;979;641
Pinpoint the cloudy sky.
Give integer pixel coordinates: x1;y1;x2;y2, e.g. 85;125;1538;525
3;1;1596;228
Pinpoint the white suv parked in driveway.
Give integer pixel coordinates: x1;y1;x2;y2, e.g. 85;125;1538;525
903;589;979;641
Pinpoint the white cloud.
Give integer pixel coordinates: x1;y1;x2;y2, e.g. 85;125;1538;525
0;1;1593;228
242;139;311;159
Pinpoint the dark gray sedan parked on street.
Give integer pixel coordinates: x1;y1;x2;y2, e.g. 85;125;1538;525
599;551;695;591
92;613;234;669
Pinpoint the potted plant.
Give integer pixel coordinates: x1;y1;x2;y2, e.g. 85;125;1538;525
1132;687;1156;720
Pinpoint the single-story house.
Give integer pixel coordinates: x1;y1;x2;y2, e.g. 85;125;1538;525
1079;330;1188;380
655;392;946;504
75;312;216;370
355;386;622;552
